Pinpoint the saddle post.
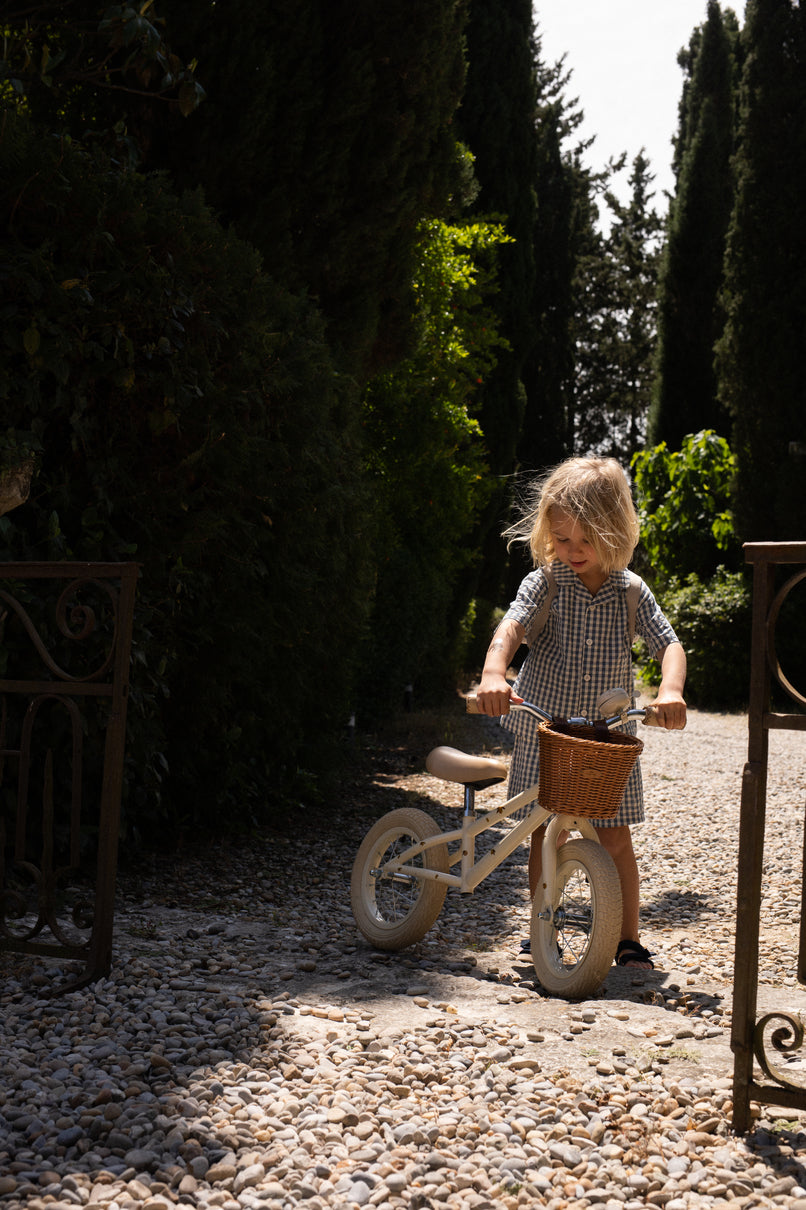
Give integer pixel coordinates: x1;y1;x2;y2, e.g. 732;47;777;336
461;781;478;886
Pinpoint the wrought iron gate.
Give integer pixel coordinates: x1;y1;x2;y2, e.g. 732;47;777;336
731;542;806;1131
0;562;138;994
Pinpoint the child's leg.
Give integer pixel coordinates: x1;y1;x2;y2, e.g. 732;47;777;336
596;825;651;965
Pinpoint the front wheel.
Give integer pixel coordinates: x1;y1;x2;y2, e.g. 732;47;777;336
351;807;449;950
529;838;622;999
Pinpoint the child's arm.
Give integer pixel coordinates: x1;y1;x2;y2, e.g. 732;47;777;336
475;619;526;716
652;642;687;730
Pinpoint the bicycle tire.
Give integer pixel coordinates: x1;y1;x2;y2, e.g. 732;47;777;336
351;807;449;950
529;838;622;999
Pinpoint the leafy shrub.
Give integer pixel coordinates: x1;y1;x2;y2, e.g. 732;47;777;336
635;568;751;709
0;112;370;841
631;430;740;587
631;430;756;709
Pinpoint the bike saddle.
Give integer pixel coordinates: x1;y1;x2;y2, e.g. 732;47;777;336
426;746;508;791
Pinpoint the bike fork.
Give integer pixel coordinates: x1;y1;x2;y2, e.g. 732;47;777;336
532;813;599;921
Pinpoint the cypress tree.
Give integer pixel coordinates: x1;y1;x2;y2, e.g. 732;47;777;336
715;0;806;539
148;0;468;383
574;155;662;461
518;53;589;474
455;9;599;607
648;1;740;448
453;0;539;601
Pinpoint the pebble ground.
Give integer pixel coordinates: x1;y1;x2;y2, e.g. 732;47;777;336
2;702;806;1209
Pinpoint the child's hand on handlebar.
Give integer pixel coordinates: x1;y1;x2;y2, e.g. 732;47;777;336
650;691;687;730
474;675;524;717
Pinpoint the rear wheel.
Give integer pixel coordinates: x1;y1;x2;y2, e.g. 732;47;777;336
351;808;449;950
529;838;621;999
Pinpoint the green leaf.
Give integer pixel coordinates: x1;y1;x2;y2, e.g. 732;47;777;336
23;325;40;356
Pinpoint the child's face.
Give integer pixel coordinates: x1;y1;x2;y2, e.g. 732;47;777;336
550;509;606;592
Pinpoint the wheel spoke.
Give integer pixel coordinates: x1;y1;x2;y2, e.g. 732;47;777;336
554;868;594;962
371;835;426;923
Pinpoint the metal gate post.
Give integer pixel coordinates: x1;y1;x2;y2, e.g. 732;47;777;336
0;562;139;994
731;543;806;1131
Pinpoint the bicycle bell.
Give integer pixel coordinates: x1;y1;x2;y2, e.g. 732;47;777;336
595;686;630;717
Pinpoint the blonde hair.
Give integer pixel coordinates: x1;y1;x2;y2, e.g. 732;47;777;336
504;457;640;573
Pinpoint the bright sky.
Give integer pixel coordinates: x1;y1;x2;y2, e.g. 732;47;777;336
533;0;747;217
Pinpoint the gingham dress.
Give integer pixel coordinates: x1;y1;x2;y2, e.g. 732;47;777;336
500;562;679;828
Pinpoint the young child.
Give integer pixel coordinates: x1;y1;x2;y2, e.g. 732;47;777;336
475;456;686;969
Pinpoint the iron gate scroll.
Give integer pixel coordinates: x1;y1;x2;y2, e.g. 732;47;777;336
731;542;806;1131
0;562;138;994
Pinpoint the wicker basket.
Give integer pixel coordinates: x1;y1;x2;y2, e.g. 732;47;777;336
537;721;644;820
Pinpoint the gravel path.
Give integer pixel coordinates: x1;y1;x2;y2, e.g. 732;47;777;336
2;702;806;1209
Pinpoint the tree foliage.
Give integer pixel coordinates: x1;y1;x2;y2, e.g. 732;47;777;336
5;0;796;850
361;218;511;710
518;47;591;474
715;0;806;540
574;154;662;462
0;1;204;150
0;113;370;837
0;1;527;842
452;0;540;606
648;0;739;448
144;0;469;383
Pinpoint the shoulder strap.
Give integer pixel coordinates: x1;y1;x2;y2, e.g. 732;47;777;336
625;570;642;644
526;564;557;643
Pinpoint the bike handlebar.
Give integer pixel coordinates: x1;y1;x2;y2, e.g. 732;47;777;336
465;692;660;728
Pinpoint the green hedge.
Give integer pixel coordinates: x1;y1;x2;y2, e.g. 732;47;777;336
0;113;370;840
636;568;752;709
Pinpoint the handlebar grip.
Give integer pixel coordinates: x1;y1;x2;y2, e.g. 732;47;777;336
467;693;515;715
641;705;661;727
